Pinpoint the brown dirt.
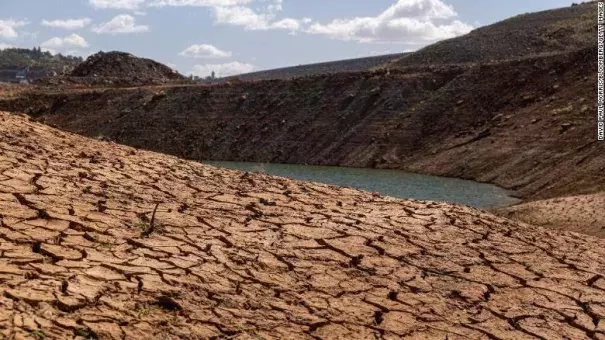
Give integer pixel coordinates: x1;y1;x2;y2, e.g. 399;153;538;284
495;192;605;238
1;111;605;339
35;51;187;87
0;83;31;100
1;47;600;202
388;2;594;67
225;53;407;82
71;51;183;80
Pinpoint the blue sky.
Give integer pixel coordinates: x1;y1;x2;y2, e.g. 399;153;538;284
0;0;573;77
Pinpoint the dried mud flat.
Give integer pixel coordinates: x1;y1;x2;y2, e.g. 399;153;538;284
497;192;605;239
1;111;605;340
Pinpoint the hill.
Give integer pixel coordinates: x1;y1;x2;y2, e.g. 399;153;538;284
71;51;183;81
221;53;407;82
1;111;604;339
35;51;188;87
388;2;595;68
0;47;83;82
209;2;595;80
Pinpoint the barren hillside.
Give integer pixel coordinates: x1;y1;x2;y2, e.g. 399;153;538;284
1;111;605;339
388;2;595;68
4;46;600;203
223;53;407;82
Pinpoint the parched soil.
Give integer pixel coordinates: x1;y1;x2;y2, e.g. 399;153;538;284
1;111;605;339
496;192;605;238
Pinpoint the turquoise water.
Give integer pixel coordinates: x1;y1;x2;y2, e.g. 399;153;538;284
206;161;521;209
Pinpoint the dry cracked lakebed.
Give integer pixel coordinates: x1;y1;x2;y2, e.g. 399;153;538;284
0;111;604;339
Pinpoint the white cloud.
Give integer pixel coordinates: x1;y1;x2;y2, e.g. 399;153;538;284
211;5;302;32
89;0;146;9
92;14;149;34
41;34;89;54
381;0;457;20
147;0;302;32
0;43;13;50
179;44;232;58
0;20;29;39
212;6;268;30
189;61;254;77
149;0;252;6
368;50;392;56
41;18;93;30
270;18;300;31
306;0;472;43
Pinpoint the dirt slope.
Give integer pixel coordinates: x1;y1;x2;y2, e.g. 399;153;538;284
388;2;595;68
2;111;605;339
223;53;407;82
4;47;601;203
495;192;605;238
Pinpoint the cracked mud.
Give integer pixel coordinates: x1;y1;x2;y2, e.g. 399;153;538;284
0;111;604;339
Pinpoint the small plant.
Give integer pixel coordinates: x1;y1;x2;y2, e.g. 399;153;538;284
133;221;148;230
135;304;151;318
28;329;46;339
99;242;113;249
140;203;160;237
74;328;92;338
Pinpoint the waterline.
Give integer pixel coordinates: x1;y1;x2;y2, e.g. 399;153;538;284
207;161;520;209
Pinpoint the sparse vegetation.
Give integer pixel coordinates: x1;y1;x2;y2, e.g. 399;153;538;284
28;329;46;339
0;47;82;70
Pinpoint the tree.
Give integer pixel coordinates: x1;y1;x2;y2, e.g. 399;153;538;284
211;71;216;80
33;46;42;60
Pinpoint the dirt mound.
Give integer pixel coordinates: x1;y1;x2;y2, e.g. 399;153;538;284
33;51;188;86
1;111;605;339
72;51;184;81
389;2;595;67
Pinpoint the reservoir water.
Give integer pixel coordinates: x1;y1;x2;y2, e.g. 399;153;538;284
206;162;521;209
